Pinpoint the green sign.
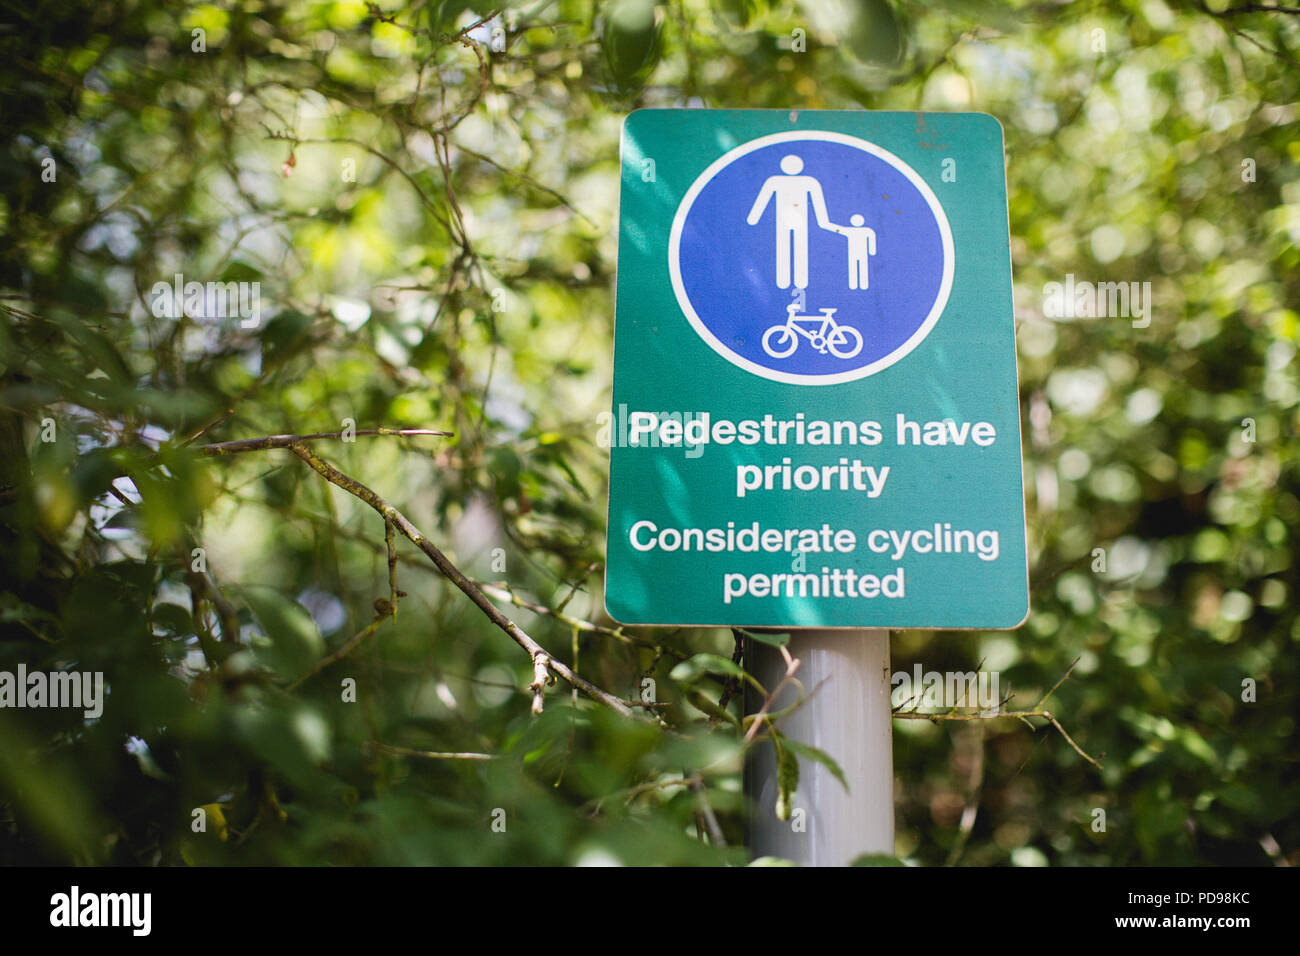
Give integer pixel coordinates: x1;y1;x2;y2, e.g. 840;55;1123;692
604;109;1029;630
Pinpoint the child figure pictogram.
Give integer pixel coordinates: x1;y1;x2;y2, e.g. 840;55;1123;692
829;214;878;290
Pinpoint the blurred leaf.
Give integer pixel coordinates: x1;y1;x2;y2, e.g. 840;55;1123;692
238;588;324;681
845;0;903;67
603;0;659;89
778;735;848;791
774;735;798;821
851;853;906;866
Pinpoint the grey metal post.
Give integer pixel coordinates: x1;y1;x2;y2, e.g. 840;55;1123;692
747;628;894;866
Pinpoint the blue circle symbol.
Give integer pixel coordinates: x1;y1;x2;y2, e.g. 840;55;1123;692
668;131;954;385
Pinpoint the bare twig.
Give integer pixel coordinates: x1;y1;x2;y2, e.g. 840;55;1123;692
1041;712;1103;770
944;724;985;867
473;579;674;655
180;408;235;448
1032;656;1081;711
891;658;1103;770
196;427;451;457
376;744;497;761
1197;2;1300;16
274;133;455;236
891;707;1101;768
453;143;597;227
530;652;551;715
689;774;726;848
742;645;802;746
717;629;745;712
580;776;693;816
1259;832;1290;866
192;569;241;644
385;518;399;612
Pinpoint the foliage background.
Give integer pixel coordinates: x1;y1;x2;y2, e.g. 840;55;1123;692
1;0;1296;866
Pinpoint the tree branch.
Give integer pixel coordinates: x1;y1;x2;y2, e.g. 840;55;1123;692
196;427;451;457
891;658;1104;770
741;644;802;746
530;652;551;715
689;773;727;847
284;441;633;716
375;744;498;761
473;579;674;655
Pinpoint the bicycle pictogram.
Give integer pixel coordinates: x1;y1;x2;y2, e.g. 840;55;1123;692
762;303;864;360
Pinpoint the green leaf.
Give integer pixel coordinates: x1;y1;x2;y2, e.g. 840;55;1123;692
736;627;790;647
425;0;474;33
151;602;194;637
715;0;764;29
774;735;799;821
851;853;906;866
846;0;904;67
260;309;313;365
1176;727;1218;767
778;736;848;791
670;652;746;685
238;588;325;681
218;260;263;284
71;447;123;504
602;0;659;88
684;688;739;727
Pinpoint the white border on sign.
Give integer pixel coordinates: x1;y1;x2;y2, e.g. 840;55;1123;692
667;129;956;386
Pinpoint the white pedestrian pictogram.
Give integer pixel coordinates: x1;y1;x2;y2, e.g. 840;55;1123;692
745;155;833;291
745;154;878;294
829;214;877;290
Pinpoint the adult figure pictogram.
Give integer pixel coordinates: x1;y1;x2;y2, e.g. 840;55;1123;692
745;154;833;290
